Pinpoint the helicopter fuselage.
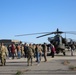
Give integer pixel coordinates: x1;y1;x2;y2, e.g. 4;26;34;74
48;35;66;55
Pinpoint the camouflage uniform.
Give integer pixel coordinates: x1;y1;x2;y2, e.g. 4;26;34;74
27;44;34;66
43;43;47;62
38;45;43;61
0;44;2;59
21;45;24;57
0;45;7;66
32;44;36;58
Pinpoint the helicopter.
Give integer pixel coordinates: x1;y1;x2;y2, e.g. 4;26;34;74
36;28;67;55
15;28;76;56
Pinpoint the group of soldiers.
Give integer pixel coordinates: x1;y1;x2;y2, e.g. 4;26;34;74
0;42;55;66
0;40;75;66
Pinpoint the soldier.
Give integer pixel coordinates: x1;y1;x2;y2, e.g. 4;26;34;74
0;43;7;66
21;44;24;57
32;44;36;58
0;43;1;60
42;43;47;62
39;44;43;61
27;44;34;66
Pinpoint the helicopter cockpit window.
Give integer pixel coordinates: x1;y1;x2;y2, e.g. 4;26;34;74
54;35;62;45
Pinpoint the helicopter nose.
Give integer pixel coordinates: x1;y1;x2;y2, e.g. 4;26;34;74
48;37;52;41
48;37;50;41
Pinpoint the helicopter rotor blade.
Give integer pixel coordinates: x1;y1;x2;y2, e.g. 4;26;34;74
65;32;76;35
36;31;76;38
36;32;53;38
15;28;76;38
15;32;51;37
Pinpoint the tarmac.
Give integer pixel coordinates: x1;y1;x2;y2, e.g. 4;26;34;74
0;50;76;75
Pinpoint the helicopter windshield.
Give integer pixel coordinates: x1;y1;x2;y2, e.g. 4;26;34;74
54;35;62;45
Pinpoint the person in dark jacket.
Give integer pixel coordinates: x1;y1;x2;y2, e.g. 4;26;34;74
50;44;55;58
11;43;15;59
24;43;28;58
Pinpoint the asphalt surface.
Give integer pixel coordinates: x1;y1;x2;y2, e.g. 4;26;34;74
0;50;76;75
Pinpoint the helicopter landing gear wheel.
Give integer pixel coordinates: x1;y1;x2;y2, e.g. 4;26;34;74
63;52;65;56
56;51;59;54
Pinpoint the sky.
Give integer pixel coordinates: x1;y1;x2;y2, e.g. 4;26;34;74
0;0;76;44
